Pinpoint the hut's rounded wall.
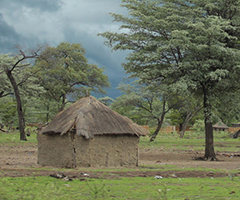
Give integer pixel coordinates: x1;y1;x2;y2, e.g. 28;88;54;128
75;135;139;167
37;133;140;168
37;133;75;168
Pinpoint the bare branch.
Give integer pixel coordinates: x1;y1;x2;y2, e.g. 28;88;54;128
0;91;14;98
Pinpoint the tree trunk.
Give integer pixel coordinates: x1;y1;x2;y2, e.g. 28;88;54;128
179;103;203;138
6;70;27;141
180;121;189;138
149;99;167;142
46;104;50;122
203;87;216;160
149;118;163;142
180;113;194;138
179;123;183;132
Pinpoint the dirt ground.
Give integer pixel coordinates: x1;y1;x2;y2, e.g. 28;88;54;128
0;143;240;179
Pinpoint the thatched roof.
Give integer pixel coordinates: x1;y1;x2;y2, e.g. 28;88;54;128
40;96;149;139
213;122;228;129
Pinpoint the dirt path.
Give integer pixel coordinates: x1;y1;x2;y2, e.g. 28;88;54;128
0;143;240;178
139;148;240;170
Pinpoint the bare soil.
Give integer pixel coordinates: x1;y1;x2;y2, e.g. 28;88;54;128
0;143;240;179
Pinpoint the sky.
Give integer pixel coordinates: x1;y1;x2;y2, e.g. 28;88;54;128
0;0;129;99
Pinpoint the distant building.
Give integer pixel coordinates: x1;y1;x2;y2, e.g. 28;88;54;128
231;123;240;128
212;122;228;132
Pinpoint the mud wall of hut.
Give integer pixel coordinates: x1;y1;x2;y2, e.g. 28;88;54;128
37;133;139;168
37;134;75;168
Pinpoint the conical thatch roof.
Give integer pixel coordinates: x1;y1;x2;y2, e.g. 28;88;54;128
40;96;149;139
213;122;228;129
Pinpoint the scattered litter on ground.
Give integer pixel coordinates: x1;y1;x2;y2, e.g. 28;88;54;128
154;175;163;179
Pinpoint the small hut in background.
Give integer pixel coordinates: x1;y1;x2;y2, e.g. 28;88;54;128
37;96;149;168
231;123;240;128
212;122;229;132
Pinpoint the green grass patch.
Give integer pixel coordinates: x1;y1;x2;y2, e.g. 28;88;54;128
140;131;240;152
1;176;240;200
20;164;229;176
1;130;240;199
0;131;37;144
1;130;239;152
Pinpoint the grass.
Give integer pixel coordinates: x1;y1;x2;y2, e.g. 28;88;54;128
1;130;239;151
0;131;37;144
24;164;227;174
139;131;240;152
1;130;240;199
1;176;240;200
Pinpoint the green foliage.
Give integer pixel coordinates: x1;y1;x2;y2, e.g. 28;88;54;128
111;95;145;123
0;51;45;140
111;81;165;126
0;64;53;125
98;96;114;106
100;0;240;104
167;93;203;130
23;97;59;123
190;119;205;136
213;90;240;126
0;69;12;98
0;97;17;127
0;54;42;97
100;0;240;156
167;109;183;126
33;42;110;110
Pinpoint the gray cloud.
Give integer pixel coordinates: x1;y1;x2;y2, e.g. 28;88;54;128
0;13;21;53
0;0;128;98
63;26;128;98
0;0;63;12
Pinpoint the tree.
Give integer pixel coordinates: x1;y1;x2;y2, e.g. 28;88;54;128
0;72;13;98
98;96;115;106
0;48;41;140
168;94;203;138
21;92;58;124
0;96;17;130
99;0;240;160
111;95;146;124
212;90;240;126
112;81;182;141
33;42;110;111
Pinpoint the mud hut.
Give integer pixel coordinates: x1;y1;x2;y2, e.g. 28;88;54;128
213;122;228;132
37;96;149;168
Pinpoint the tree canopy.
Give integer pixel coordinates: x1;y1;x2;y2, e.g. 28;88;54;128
0;42;110;140
33;42;110;111
100;0;240;160
0;69;13;98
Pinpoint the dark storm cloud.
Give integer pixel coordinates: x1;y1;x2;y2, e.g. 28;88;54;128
0;0;129;98
63;27;128;98
0;13;21;53
0;0;62;12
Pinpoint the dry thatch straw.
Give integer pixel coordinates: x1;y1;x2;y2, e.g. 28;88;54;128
40;96;149;138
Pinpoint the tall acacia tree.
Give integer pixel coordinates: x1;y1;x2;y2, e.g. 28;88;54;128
33;42;110;111
0;48;41;140
100;0;240;160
